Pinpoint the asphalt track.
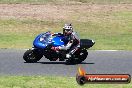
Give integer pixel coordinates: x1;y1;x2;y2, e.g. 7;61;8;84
0;49;132;77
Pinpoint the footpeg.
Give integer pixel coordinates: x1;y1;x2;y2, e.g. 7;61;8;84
66;54;71;58
59;58;65;61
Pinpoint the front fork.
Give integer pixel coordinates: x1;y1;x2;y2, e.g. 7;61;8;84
31;47;44;55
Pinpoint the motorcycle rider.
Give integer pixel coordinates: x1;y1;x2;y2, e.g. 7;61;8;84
51;23;80;59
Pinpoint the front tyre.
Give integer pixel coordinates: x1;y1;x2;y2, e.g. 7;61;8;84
23;49;43;63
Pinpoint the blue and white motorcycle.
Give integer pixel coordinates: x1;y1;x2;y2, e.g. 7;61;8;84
23;31;95;64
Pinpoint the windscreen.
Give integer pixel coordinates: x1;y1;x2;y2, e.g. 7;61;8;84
39;32;52;45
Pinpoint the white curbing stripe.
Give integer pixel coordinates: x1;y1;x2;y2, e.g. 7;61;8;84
22;49;119;51
23;49;29;50
95;50;119;51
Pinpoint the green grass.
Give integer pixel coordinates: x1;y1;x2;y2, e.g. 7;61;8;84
0;76;131;88
0;0;132;4
0;1;132;50
0;19;63;49
0;10;132;50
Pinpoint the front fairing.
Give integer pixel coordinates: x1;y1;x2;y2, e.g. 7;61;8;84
33;32;52;49
33;32;65;49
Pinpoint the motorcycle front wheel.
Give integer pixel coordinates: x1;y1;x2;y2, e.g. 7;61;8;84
23;49;43;63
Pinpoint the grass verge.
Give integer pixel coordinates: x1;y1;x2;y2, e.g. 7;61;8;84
0;11;132;50
0;76;131;88
0;3;132;50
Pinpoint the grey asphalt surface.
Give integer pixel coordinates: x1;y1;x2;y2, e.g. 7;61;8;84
0;49;132;77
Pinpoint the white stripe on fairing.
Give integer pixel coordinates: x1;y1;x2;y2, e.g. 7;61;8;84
95;50;119;51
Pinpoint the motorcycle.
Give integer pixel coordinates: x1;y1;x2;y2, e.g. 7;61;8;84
23;31;95;64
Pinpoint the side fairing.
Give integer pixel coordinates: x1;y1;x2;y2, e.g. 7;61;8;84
52;36;65;47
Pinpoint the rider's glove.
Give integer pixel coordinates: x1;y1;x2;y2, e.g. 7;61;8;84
51;33;54;36
51;47;60;51
51;33;63;36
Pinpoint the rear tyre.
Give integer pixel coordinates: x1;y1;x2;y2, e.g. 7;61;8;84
23;49;43;63
77;49;88;62
66;49;88;64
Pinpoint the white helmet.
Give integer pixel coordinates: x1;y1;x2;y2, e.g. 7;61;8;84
63;24;73;35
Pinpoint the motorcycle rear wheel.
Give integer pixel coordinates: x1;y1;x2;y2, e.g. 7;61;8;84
66;49;88;64
23;49;43;63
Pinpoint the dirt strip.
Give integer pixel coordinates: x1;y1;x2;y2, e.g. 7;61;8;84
0;4;132;20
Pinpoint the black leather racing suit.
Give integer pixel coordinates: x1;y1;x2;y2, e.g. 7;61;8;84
54;32;80;55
